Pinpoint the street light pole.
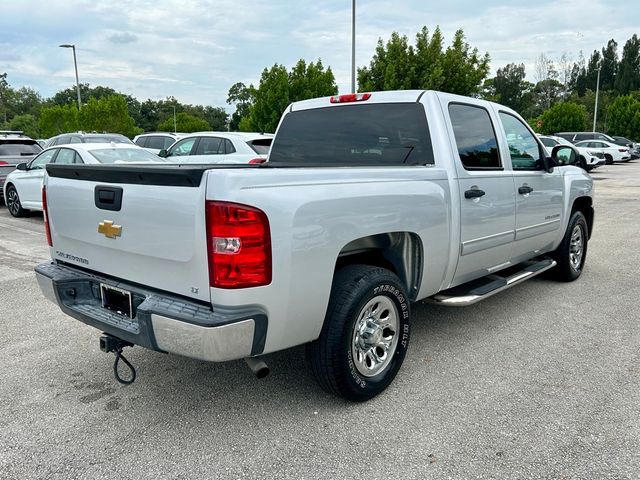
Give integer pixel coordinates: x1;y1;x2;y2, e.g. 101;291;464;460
593;66;601;132
351;0;356;93
59;44;82;110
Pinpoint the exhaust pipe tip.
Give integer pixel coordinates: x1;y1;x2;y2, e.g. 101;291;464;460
244;357;270;379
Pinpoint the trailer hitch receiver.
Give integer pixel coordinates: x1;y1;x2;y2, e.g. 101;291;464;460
99;334;136;385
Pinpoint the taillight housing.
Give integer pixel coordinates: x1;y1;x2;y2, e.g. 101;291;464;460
206;201;271;288
42;186;52;246
329;93;371;103
0;161;8;166
248;158;266;164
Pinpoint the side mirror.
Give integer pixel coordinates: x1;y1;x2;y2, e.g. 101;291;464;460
16;162;28;171
158;149;168;158
549;145;577;170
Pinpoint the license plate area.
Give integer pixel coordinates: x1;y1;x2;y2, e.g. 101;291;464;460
100;283;134;318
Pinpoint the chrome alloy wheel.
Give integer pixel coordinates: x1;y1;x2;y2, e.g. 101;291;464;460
351;295;399;377
569;225;584;271
6;187;20;216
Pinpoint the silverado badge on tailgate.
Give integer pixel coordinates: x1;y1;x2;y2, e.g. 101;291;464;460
98;220;122;239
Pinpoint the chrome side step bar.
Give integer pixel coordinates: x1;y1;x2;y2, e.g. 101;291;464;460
426;258;557;307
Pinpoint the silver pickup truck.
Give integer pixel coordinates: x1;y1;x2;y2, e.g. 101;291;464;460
36;90;594;401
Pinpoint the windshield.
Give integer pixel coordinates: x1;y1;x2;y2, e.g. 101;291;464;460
0;141;42;156
269;103;434;166
248;138;272;155
88;148;163;163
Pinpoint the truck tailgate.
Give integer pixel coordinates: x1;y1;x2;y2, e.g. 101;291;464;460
45;164;211;302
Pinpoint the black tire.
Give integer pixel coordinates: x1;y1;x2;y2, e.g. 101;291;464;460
306;265;411;402
550;211;588;282
5;184;27;217
604;154;613;165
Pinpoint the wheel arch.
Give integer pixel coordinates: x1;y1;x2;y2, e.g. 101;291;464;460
334;232;423;301
571;196;594;239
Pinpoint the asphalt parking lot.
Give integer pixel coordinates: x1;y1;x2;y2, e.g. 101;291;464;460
0;163;639;480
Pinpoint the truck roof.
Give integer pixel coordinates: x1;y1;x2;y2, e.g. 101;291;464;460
288;90;513;116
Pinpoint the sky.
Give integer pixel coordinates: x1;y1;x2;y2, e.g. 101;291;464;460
0;0;638;110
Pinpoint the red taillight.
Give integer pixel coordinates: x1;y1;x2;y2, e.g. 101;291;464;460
42;186;52;247
0;161;8;166
205;201;271;289
618;148;627;152
248;158;266;164
329;93;371;103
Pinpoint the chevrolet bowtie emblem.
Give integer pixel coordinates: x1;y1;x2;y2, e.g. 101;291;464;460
98;220;122;239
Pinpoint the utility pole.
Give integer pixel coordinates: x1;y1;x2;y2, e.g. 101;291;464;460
593;66;601;132
351;0;356;93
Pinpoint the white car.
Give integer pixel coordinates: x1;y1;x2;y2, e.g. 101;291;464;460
158;132;273;164
574;140;631;164
538;135;605;171
133;132;184;154
3;143;162;217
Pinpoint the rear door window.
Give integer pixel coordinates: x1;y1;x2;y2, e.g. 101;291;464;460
146;136;167;150
448;103;501;169
224;138;236;154
53;148;78;164
134;137;147;147
195;137;224;155
269;103;433;166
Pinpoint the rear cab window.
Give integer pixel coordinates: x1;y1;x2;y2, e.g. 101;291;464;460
268;103;433;166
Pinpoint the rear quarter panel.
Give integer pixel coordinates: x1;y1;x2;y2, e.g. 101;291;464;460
206;167;451;354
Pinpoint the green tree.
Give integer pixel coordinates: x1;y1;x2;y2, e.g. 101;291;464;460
157;112;210;132
79;95;142;137
615;35;640;94
489;63;534;112
227;82;255;131
8;114;39;138
358;26;490;95
243;60;337;133
607;95;640;140
599;39;618;91
39;104;80;137
538;102;588;135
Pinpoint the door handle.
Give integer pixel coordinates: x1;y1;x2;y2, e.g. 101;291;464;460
464;188;486;199
518;185;534;195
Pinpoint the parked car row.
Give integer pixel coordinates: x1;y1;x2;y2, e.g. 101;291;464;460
1;129;275;217
554;131;637;163
3;143;162;217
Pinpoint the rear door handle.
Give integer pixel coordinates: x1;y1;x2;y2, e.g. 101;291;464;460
464;188;486;199
518;185;534;195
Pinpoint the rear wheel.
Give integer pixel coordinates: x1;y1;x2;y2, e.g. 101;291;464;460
306;265;411;402
5;184;27;217
604;154;613;165
550;211;588;282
